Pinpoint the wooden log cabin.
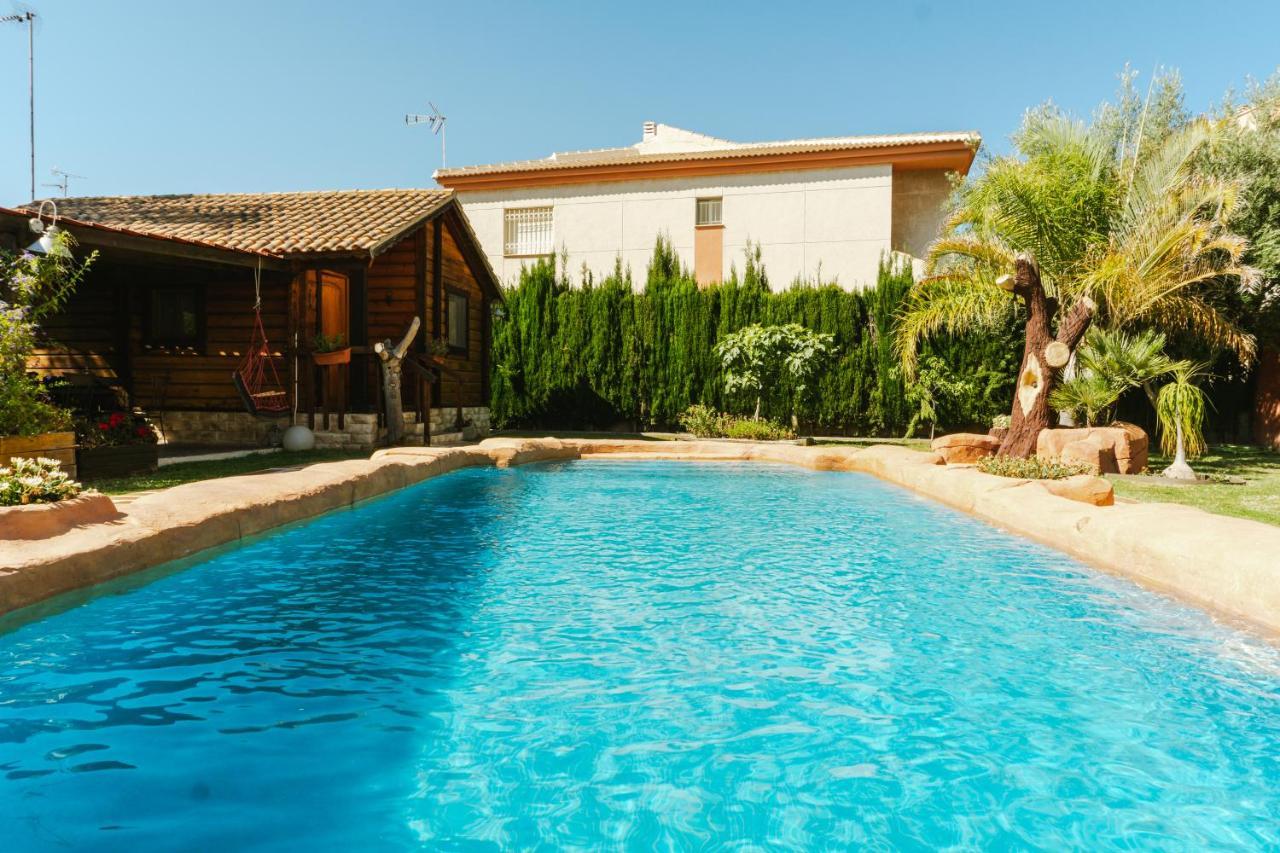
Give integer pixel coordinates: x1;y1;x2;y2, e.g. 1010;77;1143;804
0;190;503;447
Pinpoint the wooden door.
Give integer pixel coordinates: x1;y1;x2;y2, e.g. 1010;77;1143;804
315;271;349;420
318;271;349;342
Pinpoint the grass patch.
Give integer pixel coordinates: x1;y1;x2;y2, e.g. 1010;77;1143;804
1107;444;1280;527
492;430;671;441
815;436;933;451
87;449;371;495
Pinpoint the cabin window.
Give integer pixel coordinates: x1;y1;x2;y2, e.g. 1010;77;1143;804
447;290;469;354
146;286;201;348
503;207;553;257
695;197;723;227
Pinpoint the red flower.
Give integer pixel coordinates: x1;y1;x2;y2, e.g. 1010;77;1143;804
108;412;125;427
98;422;109;431
135;426;150;437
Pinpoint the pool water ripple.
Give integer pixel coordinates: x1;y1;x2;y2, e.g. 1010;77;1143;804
1;460;1278;850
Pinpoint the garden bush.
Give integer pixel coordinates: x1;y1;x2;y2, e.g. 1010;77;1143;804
719;417;795;441
0;456;83;506
676;404;795;441
976;455;1094;480
1;235;94;437
677;404;721;438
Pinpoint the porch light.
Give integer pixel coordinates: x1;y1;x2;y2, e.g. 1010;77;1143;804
27;200;72;260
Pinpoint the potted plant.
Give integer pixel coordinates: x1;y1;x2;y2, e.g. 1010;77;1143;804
426;337;450;365
76;411;159;479
312;333;351;366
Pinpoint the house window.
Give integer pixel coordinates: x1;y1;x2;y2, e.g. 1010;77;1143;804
504;207;553;256
146;286;201;348
695;197;723;226
447;290;469;354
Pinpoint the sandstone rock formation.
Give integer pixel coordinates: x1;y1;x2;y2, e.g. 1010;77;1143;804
1036;424;1148;474
931;433;1002;464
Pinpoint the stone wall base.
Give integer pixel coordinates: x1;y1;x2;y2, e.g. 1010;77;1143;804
155;411;286;447
152;408;491;450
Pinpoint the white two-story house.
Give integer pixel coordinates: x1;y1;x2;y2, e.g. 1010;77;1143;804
434;122;979;290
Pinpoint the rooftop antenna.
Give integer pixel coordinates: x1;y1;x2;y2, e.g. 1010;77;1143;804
405;101;447;169
43;167;85;197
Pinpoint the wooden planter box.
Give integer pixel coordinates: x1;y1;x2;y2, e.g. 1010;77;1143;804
76;443;159;480
0;431;77;479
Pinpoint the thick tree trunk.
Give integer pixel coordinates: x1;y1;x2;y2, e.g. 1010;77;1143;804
997;255;1096;458
375;317;421;447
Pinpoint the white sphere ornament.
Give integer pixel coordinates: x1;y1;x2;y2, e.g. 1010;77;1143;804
282;425;315;452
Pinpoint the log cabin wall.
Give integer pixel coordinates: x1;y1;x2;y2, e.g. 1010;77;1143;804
32;259;291;413
366;214;490;411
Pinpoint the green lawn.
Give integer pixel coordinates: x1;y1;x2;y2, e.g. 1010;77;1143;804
1107;444;1280;527
87;449;371;495
815;436;933;451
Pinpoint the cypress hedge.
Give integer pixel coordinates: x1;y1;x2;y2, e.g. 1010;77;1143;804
489;239;1019;435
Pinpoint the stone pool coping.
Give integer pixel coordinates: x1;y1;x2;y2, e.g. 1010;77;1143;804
2;438;1279;638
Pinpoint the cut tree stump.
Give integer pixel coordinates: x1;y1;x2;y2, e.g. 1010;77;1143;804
998;254;1096;458
375;316;420;447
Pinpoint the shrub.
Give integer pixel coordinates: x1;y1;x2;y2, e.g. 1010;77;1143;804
1;234;95;438
0;456;83;506
678;404;722;438
720;417;795;441
677;405;796;441
991;413;1011;429
0;374;73;437
976;454;1094;480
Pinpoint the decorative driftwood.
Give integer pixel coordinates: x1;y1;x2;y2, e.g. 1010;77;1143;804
998;254;1095;458
374;316;420;446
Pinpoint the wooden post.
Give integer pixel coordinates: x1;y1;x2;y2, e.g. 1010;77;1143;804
415;227;428;429
349;265;369;411
998;254;1096;458
431;218;443;410
112;270;134;405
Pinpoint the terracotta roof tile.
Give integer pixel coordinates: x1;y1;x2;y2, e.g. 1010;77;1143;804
32;189;454;258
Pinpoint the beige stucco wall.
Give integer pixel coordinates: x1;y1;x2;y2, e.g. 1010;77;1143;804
890;168;953;264
455;165;904;291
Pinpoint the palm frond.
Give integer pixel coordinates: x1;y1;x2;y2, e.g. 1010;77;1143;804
894;272;1013;375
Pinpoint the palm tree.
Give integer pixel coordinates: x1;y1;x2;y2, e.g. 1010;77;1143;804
896;114;1255;458
1156;364;1210;480
1073;327;1181;409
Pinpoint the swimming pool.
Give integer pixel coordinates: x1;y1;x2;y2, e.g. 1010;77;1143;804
1;460;1278;849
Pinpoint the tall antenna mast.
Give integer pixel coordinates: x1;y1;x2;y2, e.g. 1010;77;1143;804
44;167;86;197
405;101;447;169
2;10;37;201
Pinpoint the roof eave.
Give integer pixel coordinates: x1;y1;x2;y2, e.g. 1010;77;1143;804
436;138;981;191
0;206;291;270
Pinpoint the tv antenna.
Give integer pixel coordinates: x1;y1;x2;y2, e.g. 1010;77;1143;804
43;167;85;197
405;101;447;169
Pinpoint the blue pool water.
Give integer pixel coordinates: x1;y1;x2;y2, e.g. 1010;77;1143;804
1;461;1279;850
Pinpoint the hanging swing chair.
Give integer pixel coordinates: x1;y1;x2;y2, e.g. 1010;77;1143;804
233;262;291;418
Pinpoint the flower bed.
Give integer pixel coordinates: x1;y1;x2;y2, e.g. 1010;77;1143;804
76;412;158;480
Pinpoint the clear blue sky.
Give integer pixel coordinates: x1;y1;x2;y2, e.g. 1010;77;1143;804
2;0;1278;205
